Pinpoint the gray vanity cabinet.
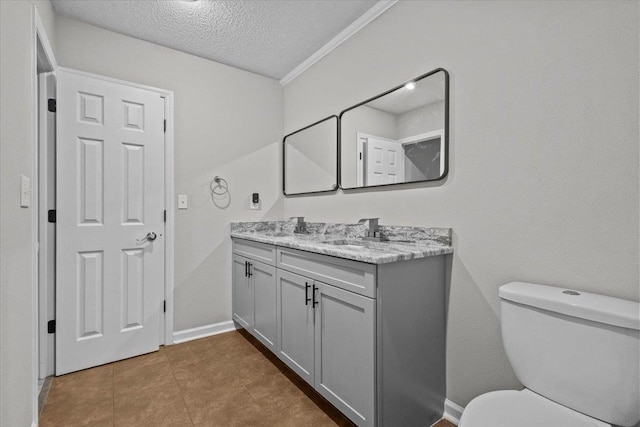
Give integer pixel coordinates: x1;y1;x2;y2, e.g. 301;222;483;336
315;281;376;426
251;261;277;351
232;238;447;427
275;269;316;384
232;254;253;330
232;240;278;351
275;269;376;427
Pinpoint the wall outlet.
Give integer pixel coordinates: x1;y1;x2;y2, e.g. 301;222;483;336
178;194;188;209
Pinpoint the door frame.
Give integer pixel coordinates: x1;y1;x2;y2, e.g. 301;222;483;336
33;6;57;425
37;71;56;381
54;66;176;348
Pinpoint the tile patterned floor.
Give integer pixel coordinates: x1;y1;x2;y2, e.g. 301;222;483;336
40;329;455;427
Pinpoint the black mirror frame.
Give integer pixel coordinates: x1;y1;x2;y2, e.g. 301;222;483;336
338;68;450;190
282;115;340;196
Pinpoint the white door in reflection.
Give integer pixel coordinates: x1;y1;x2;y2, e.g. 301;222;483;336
359;134;405;186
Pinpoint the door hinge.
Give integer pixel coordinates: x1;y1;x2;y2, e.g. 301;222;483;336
163;119;166;133
47;98;56;113
47;209;56;223
359;152;362;160
163;210;167;223
47;320;56;334
163;300;166;313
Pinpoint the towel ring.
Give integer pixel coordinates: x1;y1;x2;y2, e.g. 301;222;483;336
210;176;229;196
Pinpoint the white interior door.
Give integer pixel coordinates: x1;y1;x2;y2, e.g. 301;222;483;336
365;136;405;186
56;70;165;375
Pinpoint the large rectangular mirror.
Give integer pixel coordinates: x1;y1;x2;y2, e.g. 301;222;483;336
283;115;338;195
339;68;449;189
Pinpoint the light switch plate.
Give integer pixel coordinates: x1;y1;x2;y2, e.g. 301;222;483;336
178;194;188;209
20;175;31;208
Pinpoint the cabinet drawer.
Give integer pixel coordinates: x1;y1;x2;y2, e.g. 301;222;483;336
232;239;276;266
276;247;376;298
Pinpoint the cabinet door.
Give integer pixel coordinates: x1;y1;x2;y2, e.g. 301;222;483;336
232;254;253;329
276;269;315;385
251;260;276;351
314;282;375;427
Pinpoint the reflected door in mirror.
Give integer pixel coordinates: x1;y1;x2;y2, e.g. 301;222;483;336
340;69;449;189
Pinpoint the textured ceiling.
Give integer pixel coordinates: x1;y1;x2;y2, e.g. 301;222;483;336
52;0;379;80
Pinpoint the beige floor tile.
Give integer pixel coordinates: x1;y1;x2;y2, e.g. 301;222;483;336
232;352;281;385
114;349;168;375
183;386;269;426
207;331;246;347
40;385;113;427
172;359;244;394
40;331;360;427
245;371;306;416
115;359;175;397
114;381;192;426
267;398;338;427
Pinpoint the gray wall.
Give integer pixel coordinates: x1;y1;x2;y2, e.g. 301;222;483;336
397;100;445;140
55;17;284;332
283;0;639;407
0;1;57;424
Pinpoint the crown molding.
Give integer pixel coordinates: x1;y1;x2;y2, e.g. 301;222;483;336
279;0;398;86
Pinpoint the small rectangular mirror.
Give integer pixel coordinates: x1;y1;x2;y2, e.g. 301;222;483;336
283;115;338;195
339;69;449;189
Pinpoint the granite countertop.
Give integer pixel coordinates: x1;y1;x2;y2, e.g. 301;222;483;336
230;221;453;265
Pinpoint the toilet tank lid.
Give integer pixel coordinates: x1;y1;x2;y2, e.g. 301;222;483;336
499;282;640;331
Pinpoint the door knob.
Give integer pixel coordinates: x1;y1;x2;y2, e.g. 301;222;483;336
136;232;157;244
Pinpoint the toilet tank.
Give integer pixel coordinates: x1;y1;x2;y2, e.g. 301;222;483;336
499;282;640;427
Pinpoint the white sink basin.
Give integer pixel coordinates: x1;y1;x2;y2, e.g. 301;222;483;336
323;239;365;250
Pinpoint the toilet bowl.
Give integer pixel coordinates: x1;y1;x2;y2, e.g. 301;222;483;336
458;282;640;427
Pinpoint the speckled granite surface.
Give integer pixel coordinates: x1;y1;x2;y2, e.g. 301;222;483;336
230;221;453;264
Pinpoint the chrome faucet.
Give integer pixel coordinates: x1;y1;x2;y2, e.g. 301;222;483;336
290;216;307;234
358;218;383;241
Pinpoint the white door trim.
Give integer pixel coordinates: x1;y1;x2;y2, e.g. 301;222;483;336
33;5;57;426
55;66;176;346
37;72;56;380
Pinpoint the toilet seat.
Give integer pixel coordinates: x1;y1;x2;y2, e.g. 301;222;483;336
459;389;610;427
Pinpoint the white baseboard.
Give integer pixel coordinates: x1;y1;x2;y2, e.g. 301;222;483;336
444;399;464;425
172;320;238;344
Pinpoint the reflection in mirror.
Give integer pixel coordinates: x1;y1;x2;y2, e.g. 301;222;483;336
340;69;448;189
283;115;338;195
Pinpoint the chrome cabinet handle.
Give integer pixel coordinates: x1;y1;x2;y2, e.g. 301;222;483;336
136;232;157;244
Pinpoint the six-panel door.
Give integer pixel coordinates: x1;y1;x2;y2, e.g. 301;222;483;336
56;70;165;375
315;281;376;427
251;260;277;351
276;269;315;385
232;254;253;329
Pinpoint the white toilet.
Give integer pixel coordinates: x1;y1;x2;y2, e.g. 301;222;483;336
459;282;640;427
